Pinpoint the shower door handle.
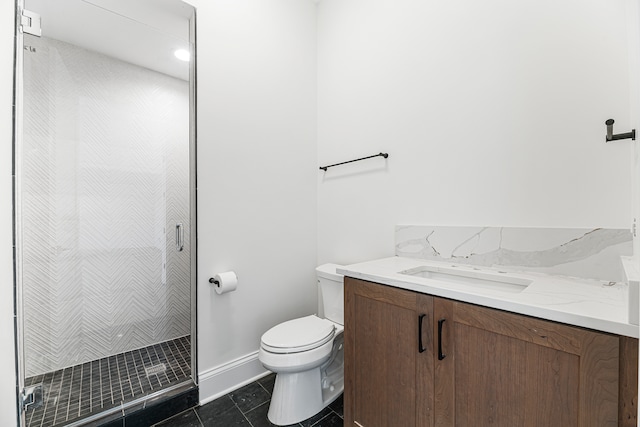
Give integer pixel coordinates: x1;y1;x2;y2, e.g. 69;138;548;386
176;223;184;252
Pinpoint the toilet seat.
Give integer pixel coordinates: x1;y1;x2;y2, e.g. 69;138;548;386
261;315;335;354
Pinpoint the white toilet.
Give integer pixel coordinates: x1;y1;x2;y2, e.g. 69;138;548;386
258;264;345;426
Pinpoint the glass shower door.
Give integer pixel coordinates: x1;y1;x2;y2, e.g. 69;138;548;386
15;1;196;425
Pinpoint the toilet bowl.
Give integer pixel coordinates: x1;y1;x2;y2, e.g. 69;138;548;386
258;264;344;426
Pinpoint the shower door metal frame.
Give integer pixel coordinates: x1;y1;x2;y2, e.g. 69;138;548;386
13;0;29;422
11;1;199;425
188;6;199;395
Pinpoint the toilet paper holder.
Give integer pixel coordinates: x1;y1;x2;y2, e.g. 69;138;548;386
605;119;636;142
208;271;239;295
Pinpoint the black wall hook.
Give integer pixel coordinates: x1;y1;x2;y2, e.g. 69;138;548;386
605;119;635;142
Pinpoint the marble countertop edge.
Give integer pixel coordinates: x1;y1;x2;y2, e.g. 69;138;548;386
338;256;640;339
622;256;640;283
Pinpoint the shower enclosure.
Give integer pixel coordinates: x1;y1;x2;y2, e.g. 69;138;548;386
14;0;197;425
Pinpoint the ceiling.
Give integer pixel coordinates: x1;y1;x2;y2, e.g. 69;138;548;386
25;0;194;81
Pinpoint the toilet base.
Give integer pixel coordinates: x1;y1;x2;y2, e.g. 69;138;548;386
267;368;323;426
264;332;344;426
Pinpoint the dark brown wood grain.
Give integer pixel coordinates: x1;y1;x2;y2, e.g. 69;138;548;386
523;341;579;426
433;298;454;427
619;336;639;427
345;278;637;427
578;332;619;427
345;278;427;427
417;294;435;427
443;299;619;427
452;301;584;355
443;326;582;427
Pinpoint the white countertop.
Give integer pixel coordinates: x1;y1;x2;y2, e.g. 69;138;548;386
338;256;639;338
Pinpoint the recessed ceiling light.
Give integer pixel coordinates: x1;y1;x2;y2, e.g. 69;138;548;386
174;49;190;62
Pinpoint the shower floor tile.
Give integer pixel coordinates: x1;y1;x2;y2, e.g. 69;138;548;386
24;335;192;427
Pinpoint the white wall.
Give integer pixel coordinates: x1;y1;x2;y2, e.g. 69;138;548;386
625;0;640;403
1;1;18;426
185;0;318;402
317;0;634;265
630;0;640;259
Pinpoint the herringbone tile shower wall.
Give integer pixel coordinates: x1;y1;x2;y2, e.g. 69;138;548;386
21;34;191;377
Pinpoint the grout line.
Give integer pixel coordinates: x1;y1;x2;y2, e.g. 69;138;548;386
182;336;192;372
36;372;56;427
310;410;338;427
114;355;125;403
137;348;153;391
152;343;172;385
177;337;190;363
172;338;190;375
77;363;84;419
64;365;75;422
51;368;68;426
163;341;184;379
256;378;272;395
241;399;268;416
88;361;93;416
242;399;271;415
166;340;187;378
153;373;162;388
145;347;161;388
121;352;135;398
107;357;115;405
130;349;145;395
159;342;179;382
98;358;104;408
192;408;205;427
241;411;255;427
153;408;200;427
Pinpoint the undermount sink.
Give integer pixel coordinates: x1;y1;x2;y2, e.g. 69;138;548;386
399;266;531;294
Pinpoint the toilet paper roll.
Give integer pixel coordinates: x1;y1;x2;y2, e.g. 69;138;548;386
213;271;238;295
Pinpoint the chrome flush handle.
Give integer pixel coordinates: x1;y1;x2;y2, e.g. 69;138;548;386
176;223;184;252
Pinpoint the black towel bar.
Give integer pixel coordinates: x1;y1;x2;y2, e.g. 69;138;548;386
319;152;388;171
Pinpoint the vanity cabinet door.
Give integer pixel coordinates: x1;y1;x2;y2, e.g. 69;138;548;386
345;278;637;427
433;298;620;427
344;278;435;427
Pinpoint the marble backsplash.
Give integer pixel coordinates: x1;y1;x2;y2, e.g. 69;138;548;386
396;226;633;282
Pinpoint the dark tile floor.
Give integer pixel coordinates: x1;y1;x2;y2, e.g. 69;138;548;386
153;374;344;427
25;336;192;427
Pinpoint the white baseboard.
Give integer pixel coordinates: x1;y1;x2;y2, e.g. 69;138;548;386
198;351;270;405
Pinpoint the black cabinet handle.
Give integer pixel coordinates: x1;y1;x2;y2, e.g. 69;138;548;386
437;318;446;360
418;314;426;353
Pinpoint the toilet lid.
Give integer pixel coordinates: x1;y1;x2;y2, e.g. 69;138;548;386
261;315;336;354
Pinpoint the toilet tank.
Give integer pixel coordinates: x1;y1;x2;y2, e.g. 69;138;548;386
316;264;344;325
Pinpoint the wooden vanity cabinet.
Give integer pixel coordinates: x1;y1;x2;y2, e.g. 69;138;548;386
344;277;639;427
344;277;435;426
